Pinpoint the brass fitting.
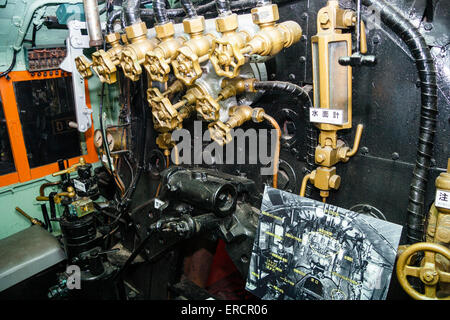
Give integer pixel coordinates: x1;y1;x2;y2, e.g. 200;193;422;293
75;55;93;78
156;132;176;150
120;22;160;81
221;77;257;94
208;105;254;145
195;83;239;121
52;157;86;177
172;16;216;85
144;22;186;82
210;13;250;78
91;32;123;84
36;186;76;204
148;85;207;132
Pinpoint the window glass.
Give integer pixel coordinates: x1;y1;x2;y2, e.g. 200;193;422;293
0;98;16;175
14;77;82;168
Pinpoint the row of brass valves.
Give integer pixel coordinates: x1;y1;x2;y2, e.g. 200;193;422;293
144;21;186;82
172;15;216;86
210;4;302;78
300;125;363;200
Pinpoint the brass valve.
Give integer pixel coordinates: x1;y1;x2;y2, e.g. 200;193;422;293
156;132;176;150
210;5;302;78
245;5;302;57
52;157;87;177
195;83;238;121
120;22;160;81
148;85;206;132
209;13;250;78
171;16;215;85
75;55;93;78
36;186;76;204
208;106;265;145
144;22;186;82
91;32;124;84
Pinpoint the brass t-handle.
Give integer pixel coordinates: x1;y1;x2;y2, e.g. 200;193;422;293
52;157;86;177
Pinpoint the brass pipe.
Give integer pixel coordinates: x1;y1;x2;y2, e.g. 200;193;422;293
173;144;180;165
263;113;281;189
39;181;61;197
346;124;364;157
15;207;43;226
300;173;313;197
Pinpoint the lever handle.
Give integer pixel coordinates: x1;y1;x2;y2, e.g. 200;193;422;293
360;21;367;54
52;157;86;177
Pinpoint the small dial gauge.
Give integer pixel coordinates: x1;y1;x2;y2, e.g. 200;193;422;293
94;130;104;148
106;132;114;150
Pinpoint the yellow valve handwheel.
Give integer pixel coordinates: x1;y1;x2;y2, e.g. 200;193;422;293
396;242;450;300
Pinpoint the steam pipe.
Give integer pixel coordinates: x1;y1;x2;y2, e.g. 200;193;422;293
83;0;103;47
152;0;169;24
361;0;438;244
123;0;142;26
180;0;198;19
215;0;231;16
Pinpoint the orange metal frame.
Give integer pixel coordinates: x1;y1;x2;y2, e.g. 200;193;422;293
0;70;98;188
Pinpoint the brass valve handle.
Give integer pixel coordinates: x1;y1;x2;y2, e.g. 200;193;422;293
92;50;118;84
148;89;182;132
145;51;172;83
121;50;143;82
196;94;221;121
75;56;93;78
208;121;232;146
52;157;86;177
36;186;76;204
396;242;450;300
210;38;246;78
171;46;203;86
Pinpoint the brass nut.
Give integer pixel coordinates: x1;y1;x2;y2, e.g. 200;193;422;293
343;10;356;27
215;13;238;33
105;32;121;44
183;16;205;34
251;108;265;123
125;22;147;40
329;174;341;190
251;4;279;25
155;22;175;39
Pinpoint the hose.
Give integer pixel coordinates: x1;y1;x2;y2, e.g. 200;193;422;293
215;0;231;16
107;9;123;33
361;0;438;244
123;0;142;26
152;0;169;25
180;0;198;19
252;80;314;194
0;51;16;78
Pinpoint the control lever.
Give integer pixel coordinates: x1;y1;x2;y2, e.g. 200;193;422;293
339;0;376;67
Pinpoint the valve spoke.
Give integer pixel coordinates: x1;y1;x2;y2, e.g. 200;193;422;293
424;284;436;298
439;270;450;283
404;265;421;278
424;251;436;264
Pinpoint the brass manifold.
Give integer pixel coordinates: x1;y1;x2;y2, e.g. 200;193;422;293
299;125;363;200
121;22;160;81
210;4;302;78
171;16;215;86
143;21;186;83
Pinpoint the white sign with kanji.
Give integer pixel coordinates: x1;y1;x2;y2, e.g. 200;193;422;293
309;108;344;125
435;189;450;210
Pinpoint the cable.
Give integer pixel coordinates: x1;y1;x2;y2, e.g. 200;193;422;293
361;0;438;244
0;51;17;78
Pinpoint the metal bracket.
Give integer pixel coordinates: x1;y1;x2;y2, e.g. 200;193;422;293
60;20;104;132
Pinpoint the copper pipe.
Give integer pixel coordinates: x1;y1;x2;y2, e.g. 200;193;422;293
300;173;312;197
39;181;60;197
346;124;364;157
263;113;281;189
173;144;180;165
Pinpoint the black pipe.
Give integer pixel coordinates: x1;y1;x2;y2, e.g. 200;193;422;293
252;81;314;195
123;0;142;26
152;0;169;24
107;9;123;33
180;0;198;19
215;0;231;16
41;204;53;232
0;51;16;78
361;0;438;243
